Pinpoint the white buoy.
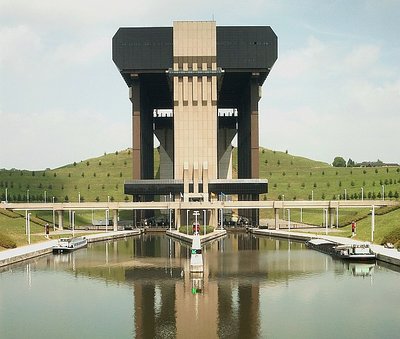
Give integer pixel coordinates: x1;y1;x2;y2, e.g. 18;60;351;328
190;235;203;273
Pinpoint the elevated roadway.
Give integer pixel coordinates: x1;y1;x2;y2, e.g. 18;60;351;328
1;199;398;230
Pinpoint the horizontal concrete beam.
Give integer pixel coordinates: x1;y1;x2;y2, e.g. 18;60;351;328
2;199;398;213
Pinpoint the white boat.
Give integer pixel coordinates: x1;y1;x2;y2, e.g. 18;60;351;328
53;237;88;254
333;243;376;261
306;239;376;262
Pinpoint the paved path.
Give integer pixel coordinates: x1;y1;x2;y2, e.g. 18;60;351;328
0;230;141;268
251;228;400;267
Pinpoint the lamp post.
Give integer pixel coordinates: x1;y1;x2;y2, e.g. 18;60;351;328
287;209;291;232
186;209;189;235
282;195;285;220
5;188;7;203
344;188;347;201
361;187;364;201
52;197;55;231
311;190;313;201
382;185;385;201
72;211;75;237
105;209;109;232
203;209;206;236
27;189;29;203
27;212;31;244
107;195;110;203
324;209;328;235
44;190;47;203
78;192;81;203
371;205;375;242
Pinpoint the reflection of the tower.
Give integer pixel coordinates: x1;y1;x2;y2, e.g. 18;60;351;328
38;234;358;338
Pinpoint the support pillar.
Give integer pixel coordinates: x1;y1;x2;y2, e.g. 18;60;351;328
274;208;279;230
57;210;63;230
175;208;180;230
329;207;335;227
113;209;118;231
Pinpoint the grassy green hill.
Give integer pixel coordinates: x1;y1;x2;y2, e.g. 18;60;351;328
1;147;400;248
1;147;399;203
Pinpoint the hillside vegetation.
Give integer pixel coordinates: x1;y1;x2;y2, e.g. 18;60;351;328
1;147;400;248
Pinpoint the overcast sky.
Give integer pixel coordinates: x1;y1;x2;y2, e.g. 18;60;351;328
1;0;399;170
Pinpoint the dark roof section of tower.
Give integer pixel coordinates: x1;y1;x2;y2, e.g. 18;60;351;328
112;26;277;86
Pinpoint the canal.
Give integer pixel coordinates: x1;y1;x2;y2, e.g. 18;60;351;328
0;233;399;338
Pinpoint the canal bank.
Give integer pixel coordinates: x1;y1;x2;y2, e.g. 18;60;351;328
251;228;400;268
166;229;227;245
0;229;142;268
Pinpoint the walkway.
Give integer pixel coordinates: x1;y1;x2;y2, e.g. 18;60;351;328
0;229;141;268
251;228;400;267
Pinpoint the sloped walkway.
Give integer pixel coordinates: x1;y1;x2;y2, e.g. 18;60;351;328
251;228;400;267
0;229;141;268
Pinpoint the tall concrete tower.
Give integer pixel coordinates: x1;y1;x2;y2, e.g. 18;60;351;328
112;21;277;222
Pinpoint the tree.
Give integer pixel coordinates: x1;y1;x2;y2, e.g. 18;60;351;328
332;157;346;167
347;158;355;167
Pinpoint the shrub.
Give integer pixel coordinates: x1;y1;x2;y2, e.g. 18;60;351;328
0;233;17;249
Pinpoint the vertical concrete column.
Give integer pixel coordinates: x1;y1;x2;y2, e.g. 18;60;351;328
130;77;141;179
113;209;118;231
329;207;335;227
193;162;199;194
203;161;209;202
57;210;63;230
250;75;260;179
274;208;279;230
211;208;218;228
175;208;180;229
183;162;189;201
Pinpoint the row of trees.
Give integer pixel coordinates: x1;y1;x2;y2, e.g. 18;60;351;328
277;190;399;201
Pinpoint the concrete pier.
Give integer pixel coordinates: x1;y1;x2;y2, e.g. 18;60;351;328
251;228;400;267
0;230;142;268
166;229;226;245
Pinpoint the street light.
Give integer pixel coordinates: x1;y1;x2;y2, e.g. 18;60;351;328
203;209;207;236
52;197;55;231
344;188;347;201
361;187;364;201
44;190;47;203
186;209;189;235
324;209;328;235
382;185;385;201
72;211;75;237
78;192;81;203
371;205;375;242
27;212;31;244
5;188;7;203
27;189;29;202
105;209;109;232
287;209;291;232
311;190;314;201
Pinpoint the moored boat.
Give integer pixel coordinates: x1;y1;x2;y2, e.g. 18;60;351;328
333;243;376;261
306;239;376;262
53;236;88;254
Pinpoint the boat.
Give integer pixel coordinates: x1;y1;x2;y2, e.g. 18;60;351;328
332;243;376;261
53;236;88;254
306;239;376;262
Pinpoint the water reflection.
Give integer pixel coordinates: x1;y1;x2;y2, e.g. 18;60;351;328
2;233;399;339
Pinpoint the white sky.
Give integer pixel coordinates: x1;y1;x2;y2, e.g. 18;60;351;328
1;0;399;170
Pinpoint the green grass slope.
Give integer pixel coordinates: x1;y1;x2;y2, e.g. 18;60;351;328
1;146;400;248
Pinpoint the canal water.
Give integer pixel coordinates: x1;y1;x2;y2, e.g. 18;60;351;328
0;234;399;339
